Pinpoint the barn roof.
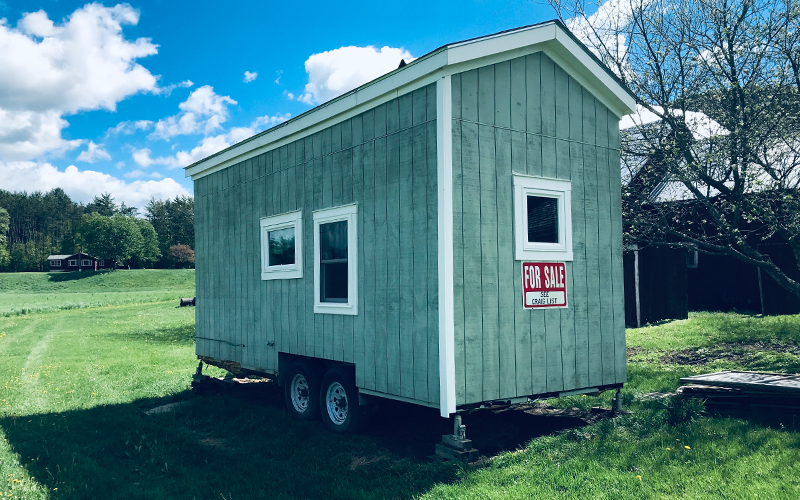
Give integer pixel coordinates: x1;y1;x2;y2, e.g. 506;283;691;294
185;20;637;180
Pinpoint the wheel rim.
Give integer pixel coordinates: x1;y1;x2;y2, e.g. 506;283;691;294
325;382;348;425
290;373;310;413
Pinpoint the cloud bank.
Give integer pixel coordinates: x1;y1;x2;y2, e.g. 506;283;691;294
0;161;190;209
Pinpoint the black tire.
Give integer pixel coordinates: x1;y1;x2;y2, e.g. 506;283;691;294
319;368;362;433
284;361;321;421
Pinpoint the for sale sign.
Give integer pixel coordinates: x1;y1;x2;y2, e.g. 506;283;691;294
522;262;567;308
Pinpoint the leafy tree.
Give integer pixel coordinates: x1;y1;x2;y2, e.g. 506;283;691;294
134;218;161;266
82;214;144;268
169;244;195;268
0;207;9;267
548;0;800;298
145;195;194;266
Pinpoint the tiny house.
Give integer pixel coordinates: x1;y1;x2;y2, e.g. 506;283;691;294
186;20;635;432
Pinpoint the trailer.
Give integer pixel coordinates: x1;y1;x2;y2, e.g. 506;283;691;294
185;20;636;439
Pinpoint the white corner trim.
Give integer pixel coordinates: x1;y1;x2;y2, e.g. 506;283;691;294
260;210;303;280
313;204;358;316
437;75;457;418
513;173;574;262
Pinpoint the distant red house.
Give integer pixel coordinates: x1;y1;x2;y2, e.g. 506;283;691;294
47;253;115;272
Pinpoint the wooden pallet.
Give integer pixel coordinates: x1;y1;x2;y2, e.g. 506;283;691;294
679;371;800;410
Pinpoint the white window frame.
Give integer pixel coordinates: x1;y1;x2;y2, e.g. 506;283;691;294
81;259;92;267
68;259;78;266
513;173;573;262
51;260;61;267
260;210;303;280
99;260;105;267
313;204;358;315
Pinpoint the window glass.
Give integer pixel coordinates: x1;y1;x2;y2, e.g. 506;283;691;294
268;227;295;266
320;221;348;302
527;196;558;243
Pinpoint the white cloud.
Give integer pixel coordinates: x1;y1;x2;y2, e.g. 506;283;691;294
124;169;145;178
0;160;189;208
286;92;295;100
76;141;111;163
134;112;291;169
275;70;283;84
298;45;414;105
115;161;125;169
0;4;160;160
106;120;154;136
150;85;237;140
152;79;193;96
244;71;258;83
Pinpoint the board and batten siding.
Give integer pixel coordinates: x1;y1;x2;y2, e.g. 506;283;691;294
195;84;440;405
450;53;627;406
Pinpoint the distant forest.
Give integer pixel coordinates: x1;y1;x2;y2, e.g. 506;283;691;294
0;189;194;272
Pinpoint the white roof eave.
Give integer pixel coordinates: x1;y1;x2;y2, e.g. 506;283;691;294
185;22;636;181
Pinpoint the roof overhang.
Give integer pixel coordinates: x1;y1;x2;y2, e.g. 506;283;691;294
185;20;636;181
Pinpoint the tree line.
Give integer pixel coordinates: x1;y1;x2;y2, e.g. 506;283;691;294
0;189;195;272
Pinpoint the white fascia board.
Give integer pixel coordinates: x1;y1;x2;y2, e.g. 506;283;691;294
551;29;636;117
185;52;447;180
446;23;557;65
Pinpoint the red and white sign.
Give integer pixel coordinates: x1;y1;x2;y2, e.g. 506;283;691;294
522;262;567;308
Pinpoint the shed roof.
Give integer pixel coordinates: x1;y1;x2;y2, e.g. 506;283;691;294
185;20;637;180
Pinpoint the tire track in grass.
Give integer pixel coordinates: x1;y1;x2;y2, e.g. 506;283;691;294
19;318;53;415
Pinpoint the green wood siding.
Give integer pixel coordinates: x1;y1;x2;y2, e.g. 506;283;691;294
194;84;440;405
451;53;626;405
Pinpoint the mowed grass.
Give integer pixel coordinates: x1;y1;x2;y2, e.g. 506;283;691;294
1;271;800;499
0;270;197;317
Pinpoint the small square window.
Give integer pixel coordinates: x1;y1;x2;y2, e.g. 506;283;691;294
260;210;303;280
527;196;559;243
513;174;573;261
314;204;358;315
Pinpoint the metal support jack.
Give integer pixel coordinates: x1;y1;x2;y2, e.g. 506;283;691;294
435;414;479;462
612;388;623;413
191;360;210;390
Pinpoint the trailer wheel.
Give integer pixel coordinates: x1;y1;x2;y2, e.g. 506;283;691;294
320;368;362;433
284;361;321;421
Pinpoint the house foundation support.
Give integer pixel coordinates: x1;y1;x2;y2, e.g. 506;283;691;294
435;414;479;462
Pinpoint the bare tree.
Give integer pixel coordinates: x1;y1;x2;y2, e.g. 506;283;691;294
547;0;800;297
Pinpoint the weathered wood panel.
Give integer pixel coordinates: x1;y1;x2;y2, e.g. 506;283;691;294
195;84;440;404
450;53;626;405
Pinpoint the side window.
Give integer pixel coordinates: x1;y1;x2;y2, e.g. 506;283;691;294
260;210;303;280
81;259;92;266
68;259;78;266
513;174;573;261
313;204;358;315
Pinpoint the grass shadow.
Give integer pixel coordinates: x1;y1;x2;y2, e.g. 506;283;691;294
122;324;196;344
47;270;112;283
0;386;458;500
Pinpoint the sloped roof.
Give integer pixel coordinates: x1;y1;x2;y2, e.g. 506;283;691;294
185;20;636;181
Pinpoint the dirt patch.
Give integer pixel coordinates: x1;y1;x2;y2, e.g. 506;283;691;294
627;346;646;359
349;453;391;470
660;341;800;366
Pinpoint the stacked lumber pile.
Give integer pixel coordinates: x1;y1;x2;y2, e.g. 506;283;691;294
679;371;800;410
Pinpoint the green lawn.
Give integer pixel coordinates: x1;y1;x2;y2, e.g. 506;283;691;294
1;272;799;499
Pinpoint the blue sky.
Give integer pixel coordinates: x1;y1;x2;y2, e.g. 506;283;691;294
0;0;558;209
